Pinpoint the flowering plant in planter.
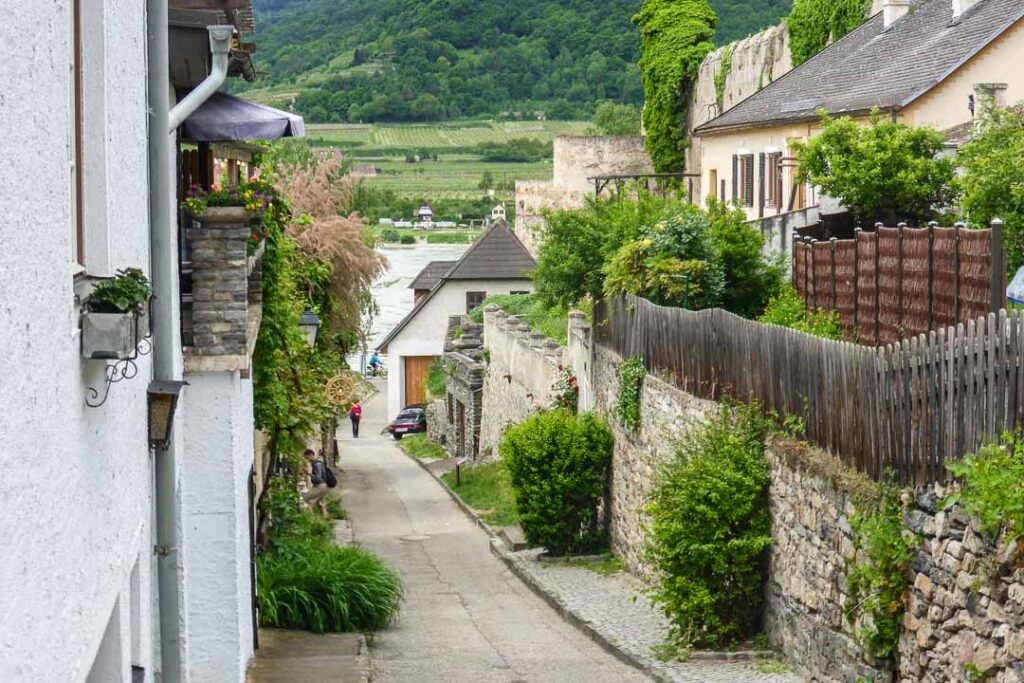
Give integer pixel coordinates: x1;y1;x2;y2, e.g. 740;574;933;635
87;268;152;314
550;364;579;413
181;178;277;216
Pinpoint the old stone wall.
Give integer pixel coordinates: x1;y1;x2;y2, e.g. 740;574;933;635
590;344;718;576
478;306;566;457
440;315;486;460
899;485;1024;683
513;180;582;258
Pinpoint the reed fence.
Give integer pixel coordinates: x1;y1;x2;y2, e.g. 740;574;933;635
792;222;1005;345
594;294;1024;485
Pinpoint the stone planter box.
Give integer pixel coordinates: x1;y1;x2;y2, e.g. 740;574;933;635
193;206;257;227
81;310;144;360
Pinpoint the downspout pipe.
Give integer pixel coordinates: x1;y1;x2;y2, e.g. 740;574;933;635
168;25;234;132
147;17;233;682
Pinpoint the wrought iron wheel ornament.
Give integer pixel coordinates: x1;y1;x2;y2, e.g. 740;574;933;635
85;334;153;408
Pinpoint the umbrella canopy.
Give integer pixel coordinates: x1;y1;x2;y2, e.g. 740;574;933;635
181;91;305;142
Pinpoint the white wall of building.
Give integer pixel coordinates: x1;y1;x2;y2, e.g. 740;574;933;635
386;279;533;419
181;371;256;683
0;1;156;681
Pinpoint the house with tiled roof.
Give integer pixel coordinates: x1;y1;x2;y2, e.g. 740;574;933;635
378;219;536;419
693;0;1024;222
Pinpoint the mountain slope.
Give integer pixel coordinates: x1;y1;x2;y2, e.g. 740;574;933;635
243;0;792;123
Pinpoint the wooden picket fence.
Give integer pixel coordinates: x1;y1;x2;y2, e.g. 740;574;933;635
792;222;1005;345
594;294;1024;485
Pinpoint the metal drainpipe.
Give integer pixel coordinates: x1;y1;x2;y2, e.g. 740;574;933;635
147;13;233;681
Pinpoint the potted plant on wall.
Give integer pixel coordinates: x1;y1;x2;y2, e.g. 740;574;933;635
182;179;275;232
81;268;152;360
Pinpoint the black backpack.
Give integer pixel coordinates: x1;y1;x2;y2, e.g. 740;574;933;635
323;459;338;488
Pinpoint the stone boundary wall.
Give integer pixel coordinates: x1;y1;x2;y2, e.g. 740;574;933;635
478;307;566;458
899;485;1024;682
441;315;486;460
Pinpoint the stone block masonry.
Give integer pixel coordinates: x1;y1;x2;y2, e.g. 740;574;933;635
440;315;485;460
479;306;566;457
187;207;256;357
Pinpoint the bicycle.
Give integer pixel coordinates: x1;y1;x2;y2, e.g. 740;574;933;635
364;365;388;378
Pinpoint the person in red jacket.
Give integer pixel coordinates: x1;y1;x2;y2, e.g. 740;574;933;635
349;401;362;438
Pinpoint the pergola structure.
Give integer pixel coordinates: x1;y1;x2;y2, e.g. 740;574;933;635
587;171;701;199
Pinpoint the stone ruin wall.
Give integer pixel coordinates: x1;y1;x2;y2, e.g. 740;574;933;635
478;306;567;458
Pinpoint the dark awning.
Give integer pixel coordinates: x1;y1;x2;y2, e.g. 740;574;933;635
181;91;305;142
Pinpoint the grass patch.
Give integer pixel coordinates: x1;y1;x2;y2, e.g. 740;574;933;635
326;496;347;520
440;461;519;528
425;359;447;398
547;552;626;576
396;433;447;461
468;293;569;345
756;660;790;674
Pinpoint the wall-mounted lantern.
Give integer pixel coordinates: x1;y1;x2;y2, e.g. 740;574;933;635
148;380;188;450
298;306;321;346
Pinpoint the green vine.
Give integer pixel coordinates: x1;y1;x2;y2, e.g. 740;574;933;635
844;480;915;662
787;0;869;67
714;42;735;111
633;0;717;172
944;432;1024;548
616;356;646;432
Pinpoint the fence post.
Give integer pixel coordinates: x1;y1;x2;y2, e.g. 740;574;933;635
898;223;906;338
955;222;964;324
830;237;838;311
854;227;862;332
875;223;883;345
991;218;1005;313
928;221;937;331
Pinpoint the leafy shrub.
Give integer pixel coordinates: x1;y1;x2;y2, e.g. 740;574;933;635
468;292;570;345
706;200;784;318
88;268;152;313
957;108;1024;271
426;358;447;398
647;404;772;647
476;138;552;162
381;227;400;242
501;410;614;555
426;232;472;244
592;101;641;135
945;432;1024;543
793;111;956;225
535;192;691;308
845;481;915;660
398;233;416;244
758;285;843;339
258;536;403;633
616;357;646;432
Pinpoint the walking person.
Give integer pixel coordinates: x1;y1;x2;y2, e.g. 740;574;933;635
300;448;329;518
349;400;362;438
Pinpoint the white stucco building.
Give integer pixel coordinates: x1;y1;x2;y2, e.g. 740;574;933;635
379;221;537;420
0;2;280;682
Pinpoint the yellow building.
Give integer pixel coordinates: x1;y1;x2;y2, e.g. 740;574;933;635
693;0;1024;221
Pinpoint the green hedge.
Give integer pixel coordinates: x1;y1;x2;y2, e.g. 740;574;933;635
501;410;613;555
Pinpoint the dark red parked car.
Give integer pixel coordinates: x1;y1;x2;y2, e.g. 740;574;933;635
388;404;427;440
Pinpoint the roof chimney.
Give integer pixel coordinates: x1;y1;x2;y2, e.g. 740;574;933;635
972;82;1007;119
883;0;911;28
952;0;980;21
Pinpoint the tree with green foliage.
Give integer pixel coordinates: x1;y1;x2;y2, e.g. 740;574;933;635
793;111;956;225
501;410;614;556
476;138;552;162
592;102;642;135
758;285;843;338
633;0;717;172
533;191;692;308
787;0;869;66
957;108;1024;272
647;403;772;647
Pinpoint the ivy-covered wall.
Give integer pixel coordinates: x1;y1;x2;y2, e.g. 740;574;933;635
788;0;871;67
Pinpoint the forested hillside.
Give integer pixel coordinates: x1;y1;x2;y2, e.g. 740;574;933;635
244;0;792;123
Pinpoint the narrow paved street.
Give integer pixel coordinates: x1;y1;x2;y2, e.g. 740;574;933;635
337;385;648;683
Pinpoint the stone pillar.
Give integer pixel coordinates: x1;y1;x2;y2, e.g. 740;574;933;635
188;207;254;357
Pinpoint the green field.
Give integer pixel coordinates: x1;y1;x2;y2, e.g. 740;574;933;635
295;120;591;203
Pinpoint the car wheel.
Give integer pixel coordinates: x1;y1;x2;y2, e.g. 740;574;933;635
393;433;403;440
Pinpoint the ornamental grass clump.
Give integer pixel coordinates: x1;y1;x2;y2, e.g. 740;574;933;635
501;410;613;556
647;403;772;647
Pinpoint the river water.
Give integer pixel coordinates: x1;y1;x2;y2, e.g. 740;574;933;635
349;243;471;371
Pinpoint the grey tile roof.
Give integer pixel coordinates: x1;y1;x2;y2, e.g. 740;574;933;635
696;0;1024;134
378;220;536;351
443;220;537;280
408;261;456;291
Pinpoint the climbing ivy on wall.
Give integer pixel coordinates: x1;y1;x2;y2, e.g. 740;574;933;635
714;41;735;110
787;0;870;67
634;0;718;172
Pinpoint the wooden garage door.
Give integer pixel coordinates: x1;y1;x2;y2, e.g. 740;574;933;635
403;356;434;406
